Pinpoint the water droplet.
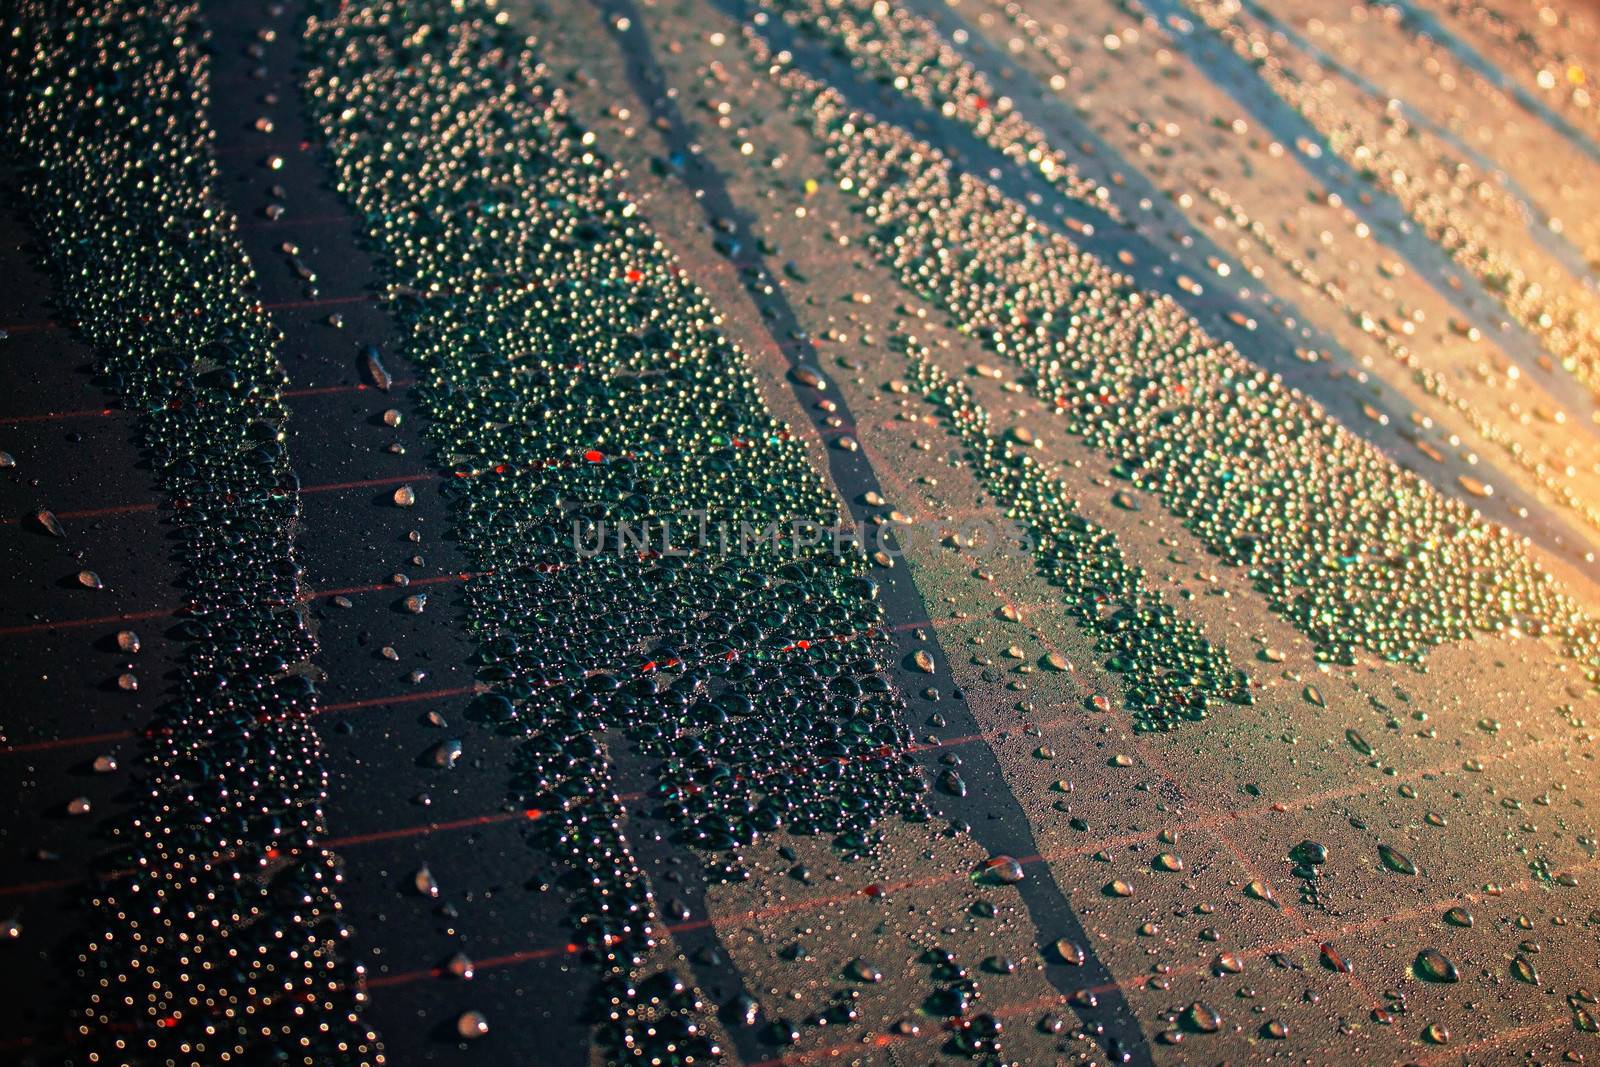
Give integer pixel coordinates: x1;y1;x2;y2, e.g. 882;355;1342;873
845;958;883;983
976;855;1024;885
792;364;826;389
1414;948;1458;983
428;739;463;769
363;345;393;391
1290;840;1328;865
1183;1001;1222;1033
1320;942;1351;973
1379;843;1418;876
1051;938;1085;965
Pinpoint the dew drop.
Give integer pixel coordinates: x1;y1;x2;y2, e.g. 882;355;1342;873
363;345;393;391
1414;948;1459;983
1051;938;1085;965
976;855;1024;885
845;958;883;983
1378;843;1418;876
1183;1001;1222;1033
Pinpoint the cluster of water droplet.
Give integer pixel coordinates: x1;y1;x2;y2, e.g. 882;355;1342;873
907;345;1245;728
753;0;1117;217
4;1;381;1062
1187;0;1600;396
747;30;1600;676
303;0;930;1058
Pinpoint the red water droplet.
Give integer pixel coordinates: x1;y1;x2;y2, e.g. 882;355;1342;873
1320;942;1350;973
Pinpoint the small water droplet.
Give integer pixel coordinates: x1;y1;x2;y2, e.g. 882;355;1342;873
362;346;393;392
976;855;1024;885
845;958;883;983
1183;1001;1222;1033
428;739;463;769
1051;938;1085;965
1379;843;1418;875
1414;948;1459;983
